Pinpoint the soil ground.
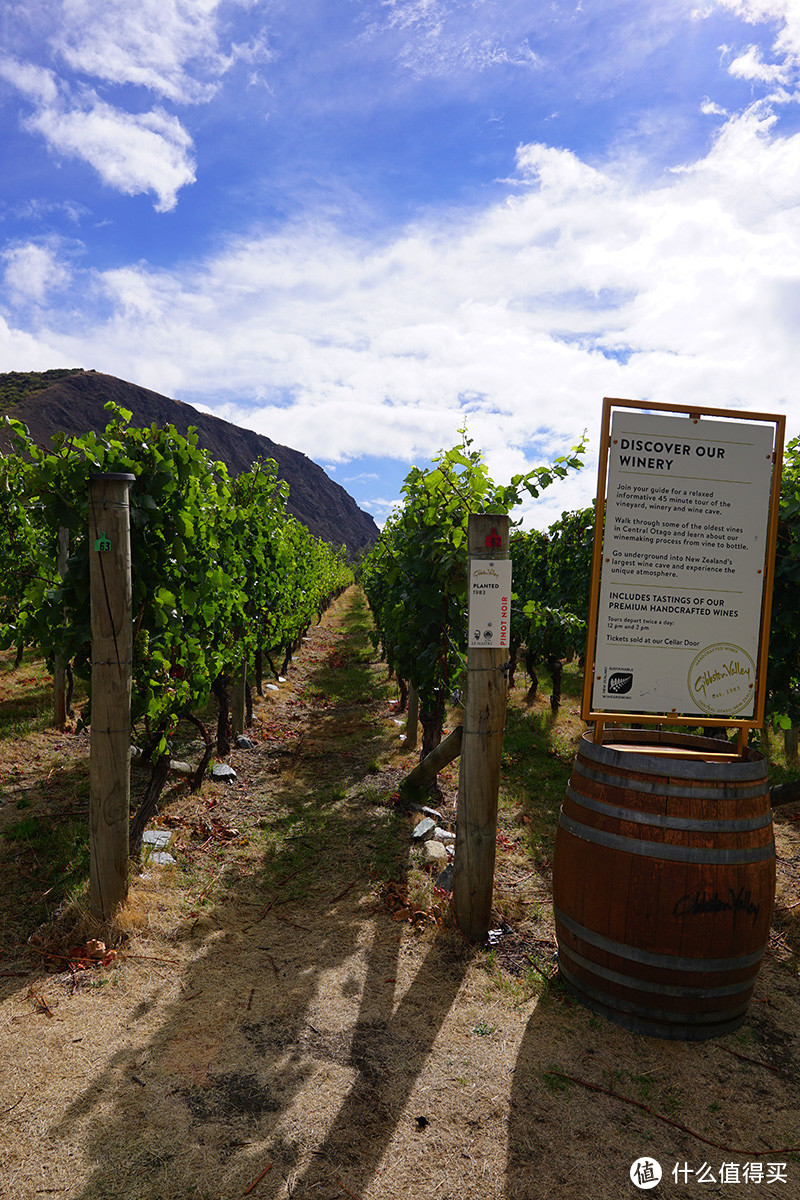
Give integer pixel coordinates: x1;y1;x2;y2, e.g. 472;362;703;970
1;587;799;1200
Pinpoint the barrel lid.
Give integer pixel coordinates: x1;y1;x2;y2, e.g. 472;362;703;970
580;729;766;781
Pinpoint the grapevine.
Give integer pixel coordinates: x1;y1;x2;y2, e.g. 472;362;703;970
1;405;353;841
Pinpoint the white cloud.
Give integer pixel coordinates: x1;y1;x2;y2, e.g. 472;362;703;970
13;99;797;524
0;56;196;211
0;311;63;369
2;241;71;303
363;0;704;97
0;2;267;209
55;0;267;103
0;58;59;106
674;102;800;220
6;196;88;223
360;0;542;79
716;1;800;52
728;44;788;81
715;1;800;84
30;99;195;212
514;143;609;197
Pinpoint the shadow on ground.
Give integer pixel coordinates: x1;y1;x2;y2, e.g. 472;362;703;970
12;591;800;1199
43;592;473;1199
504;941;800;1199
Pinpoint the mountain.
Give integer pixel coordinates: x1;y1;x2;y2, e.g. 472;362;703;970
2;371;379;553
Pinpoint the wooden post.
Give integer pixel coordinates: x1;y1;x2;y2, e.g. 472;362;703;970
400;724;462;795
405;684;419;752
89;473;135;922
451;513;510;943
53;526;69;730
232;657;246;740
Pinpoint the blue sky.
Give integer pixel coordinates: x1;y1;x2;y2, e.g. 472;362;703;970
2;1;800;527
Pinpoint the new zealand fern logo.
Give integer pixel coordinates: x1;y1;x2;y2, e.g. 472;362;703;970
607;671;634;695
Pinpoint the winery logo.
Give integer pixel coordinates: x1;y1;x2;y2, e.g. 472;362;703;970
688;643;756;716
605;669;634;695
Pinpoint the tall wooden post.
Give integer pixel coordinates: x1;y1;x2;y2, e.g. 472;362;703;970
452;513;510;944
53;526;69;730
89;473;135;922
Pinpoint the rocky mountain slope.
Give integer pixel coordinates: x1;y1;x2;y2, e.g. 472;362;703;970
2;371;379;553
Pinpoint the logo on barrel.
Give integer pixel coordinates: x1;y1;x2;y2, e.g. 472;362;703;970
673;886;761;927
688;643;756;716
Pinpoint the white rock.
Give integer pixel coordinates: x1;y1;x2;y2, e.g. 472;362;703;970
170;760;194;776
421;841;447;866
148;851;177;866
411;817;436;841
142;829;173;850
211;763;237;782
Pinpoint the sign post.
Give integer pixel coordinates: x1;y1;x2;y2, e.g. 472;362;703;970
452;513;511;944
583;399;784;748
89;472;135;921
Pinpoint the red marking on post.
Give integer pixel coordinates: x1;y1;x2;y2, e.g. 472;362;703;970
485;527;502;550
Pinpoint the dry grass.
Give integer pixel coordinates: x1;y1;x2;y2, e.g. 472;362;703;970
0;593;799;1200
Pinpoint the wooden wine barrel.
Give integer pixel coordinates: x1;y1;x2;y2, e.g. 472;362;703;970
553;729;775;1040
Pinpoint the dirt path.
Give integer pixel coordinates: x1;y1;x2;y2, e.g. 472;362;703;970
1;588;799;1200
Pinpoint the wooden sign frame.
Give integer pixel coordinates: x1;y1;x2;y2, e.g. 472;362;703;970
582;398;785;754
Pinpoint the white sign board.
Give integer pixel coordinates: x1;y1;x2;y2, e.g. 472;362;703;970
592;411;775;718
468;558;512;649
